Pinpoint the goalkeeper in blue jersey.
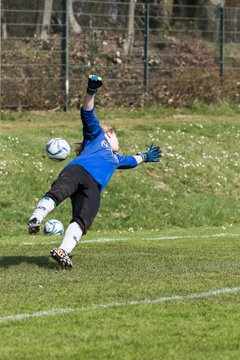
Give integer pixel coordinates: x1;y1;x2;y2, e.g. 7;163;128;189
28;75;161;269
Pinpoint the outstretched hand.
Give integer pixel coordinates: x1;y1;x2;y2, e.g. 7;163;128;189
138;143;161;162
87;74;103;95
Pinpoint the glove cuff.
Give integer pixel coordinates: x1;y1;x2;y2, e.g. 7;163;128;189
138;152;147;162
87;87;97;95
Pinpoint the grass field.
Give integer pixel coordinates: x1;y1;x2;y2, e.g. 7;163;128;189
1;229;240;359
0;107;240;359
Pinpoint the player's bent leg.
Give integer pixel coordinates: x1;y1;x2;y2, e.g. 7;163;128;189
50;248;73;270
28;196;56;234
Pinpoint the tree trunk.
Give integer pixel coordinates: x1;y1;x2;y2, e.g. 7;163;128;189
197;0;224;41
1;0;7;39
151;0;174;29
35;0;42;38
1;8;8;39
123;0;136;56
225;0;240;42
69;0;82;34
41;0;53;41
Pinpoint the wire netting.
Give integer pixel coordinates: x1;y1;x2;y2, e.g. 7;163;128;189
1;1;240;110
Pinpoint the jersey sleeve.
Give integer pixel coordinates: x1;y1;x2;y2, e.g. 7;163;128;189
81;106;103;140
116;154;138;169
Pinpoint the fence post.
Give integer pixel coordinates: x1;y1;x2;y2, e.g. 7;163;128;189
144;3;149;105
61;0;69;112
219;6;224;78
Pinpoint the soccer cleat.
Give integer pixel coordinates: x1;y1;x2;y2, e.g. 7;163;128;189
28;217;41;234
50;248;73;270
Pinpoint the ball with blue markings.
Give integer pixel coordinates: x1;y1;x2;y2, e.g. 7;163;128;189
46;138;71;161
43;219;64;236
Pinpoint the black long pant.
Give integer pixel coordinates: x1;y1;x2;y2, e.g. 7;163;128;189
45;165;101;234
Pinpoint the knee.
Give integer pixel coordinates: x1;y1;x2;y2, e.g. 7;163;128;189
44;193;59;206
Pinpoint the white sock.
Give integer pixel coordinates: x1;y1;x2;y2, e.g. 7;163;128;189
60;222;83;254
30;196;56;223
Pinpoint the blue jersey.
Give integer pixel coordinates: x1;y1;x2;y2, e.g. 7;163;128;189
66;107;138;191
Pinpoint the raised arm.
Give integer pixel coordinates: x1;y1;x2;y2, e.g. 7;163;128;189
82;75;103;111
83;93;94;111
81;75;103;139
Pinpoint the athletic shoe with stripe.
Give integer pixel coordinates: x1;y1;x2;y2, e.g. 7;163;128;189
50;248;73;269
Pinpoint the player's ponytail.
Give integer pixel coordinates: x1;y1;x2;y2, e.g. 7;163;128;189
75;141;83;156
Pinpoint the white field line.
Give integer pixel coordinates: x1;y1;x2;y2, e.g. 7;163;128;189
21;232;240;246
1;286;240;324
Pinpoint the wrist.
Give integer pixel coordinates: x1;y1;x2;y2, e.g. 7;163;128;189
87;88;96;95
139;152;147;162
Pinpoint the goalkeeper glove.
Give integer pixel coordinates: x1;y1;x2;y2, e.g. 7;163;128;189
87;74;103;95
138;143;161;162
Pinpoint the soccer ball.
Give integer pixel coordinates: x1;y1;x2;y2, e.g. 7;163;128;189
43;219;64;236
46;138;71;161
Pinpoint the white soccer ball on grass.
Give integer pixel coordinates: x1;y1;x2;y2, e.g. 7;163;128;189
46;138;71;161
43;219;64;236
